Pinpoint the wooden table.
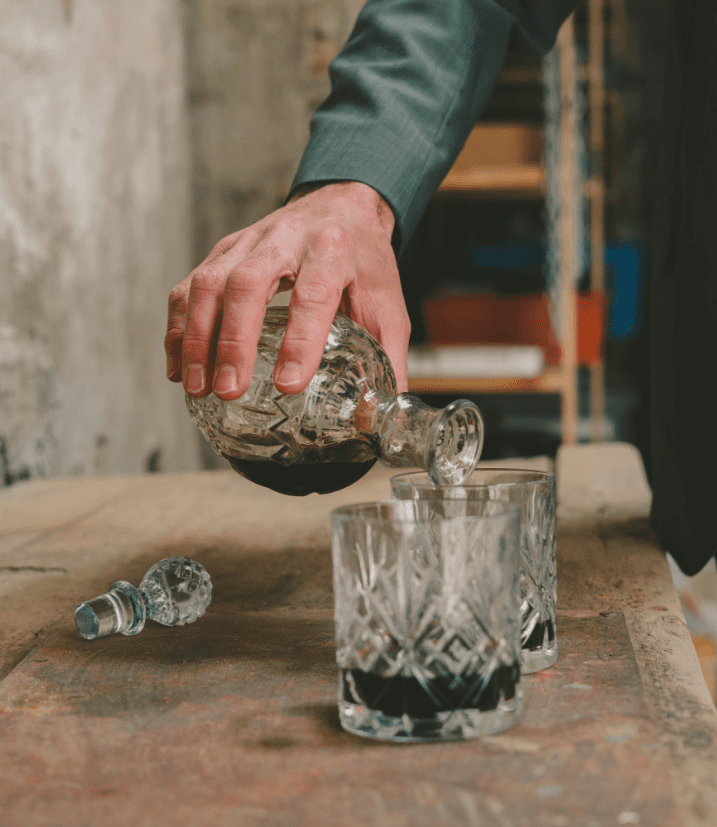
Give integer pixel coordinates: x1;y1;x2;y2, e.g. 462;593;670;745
1;443;716;827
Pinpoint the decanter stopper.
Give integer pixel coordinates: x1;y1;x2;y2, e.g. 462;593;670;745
74;556;212;640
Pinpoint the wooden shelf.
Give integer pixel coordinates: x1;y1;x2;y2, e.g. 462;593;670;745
418;6;606;445
408;367;565;396
435;123;544;197
436;164;544;197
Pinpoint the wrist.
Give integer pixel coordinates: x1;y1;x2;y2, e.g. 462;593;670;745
289;180;396;238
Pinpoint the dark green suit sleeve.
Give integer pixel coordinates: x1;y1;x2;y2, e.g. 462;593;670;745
290;0;575;255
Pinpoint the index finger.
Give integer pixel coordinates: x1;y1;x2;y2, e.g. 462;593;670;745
273;263;344;393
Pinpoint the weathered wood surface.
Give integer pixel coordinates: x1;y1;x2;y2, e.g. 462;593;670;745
0;445;715;826
557;443;717;827
0;612;676;827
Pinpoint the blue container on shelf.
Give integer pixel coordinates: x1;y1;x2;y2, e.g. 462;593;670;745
464;241;646;341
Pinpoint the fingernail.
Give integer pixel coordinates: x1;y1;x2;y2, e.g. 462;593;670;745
213;364;238;395
166;354;180;379
276;361;302;387
185;364;206;394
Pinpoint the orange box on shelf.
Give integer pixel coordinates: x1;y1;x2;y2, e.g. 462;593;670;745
422;292;604;366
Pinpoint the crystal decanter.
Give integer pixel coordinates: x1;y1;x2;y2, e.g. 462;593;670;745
186;308;484;496
75;556;212;640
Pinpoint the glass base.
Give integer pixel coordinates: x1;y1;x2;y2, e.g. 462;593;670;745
521;639;558;674
338;690;523;743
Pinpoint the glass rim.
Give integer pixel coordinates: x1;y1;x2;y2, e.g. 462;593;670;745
390;467;555;491
331;499;521;525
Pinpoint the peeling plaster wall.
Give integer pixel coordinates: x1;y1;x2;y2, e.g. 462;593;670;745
0;1;200;484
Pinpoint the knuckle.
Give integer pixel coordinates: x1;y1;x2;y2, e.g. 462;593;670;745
226;260;269;294
190;262;226;294
168;282;189;312
164;327;184;352
180;334;210;362
282;329;316;349
209;231;240;258
215;334;253;353
314;223;350;253
180;333;207;348
292;278;340;309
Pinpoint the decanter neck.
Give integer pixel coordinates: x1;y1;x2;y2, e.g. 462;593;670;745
375;394;484;484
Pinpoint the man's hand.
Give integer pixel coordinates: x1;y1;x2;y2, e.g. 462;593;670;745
165;181;410;400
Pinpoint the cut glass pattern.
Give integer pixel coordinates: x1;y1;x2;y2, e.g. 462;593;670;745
187;309;483;495
332;501;522;742
390;469;558;674
75;556;212;640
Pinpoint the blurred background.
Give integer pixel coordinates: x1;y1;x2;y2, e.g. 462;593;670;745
0;0;663;485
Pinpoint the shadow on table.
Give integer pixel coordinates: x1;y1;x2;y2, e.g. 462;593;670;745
91;537;335;613
32;534;342;726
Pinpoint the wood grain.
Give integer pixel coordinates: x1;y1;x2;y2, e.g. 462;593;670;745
0;445;716;825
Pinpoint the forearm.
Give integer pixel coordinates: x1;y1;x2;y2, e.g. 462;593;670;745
290;0;575;256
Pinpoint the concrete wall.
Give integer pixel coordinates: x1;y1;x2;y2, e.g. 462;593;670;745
0;1;199;484
0;0;364;485
185;0;363;264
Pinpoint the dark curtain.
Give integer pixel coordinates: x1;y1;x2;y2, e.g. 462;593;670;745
649;0;717;574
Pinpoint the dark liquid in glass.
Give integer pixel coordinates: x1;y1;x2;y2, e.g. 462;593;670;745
222;439;376;496
523;617;555;651
342;663;520;718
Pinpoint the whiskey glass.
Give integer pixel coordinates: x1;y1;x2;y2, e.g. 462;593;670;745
390;469;557;674
331;499;522;742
